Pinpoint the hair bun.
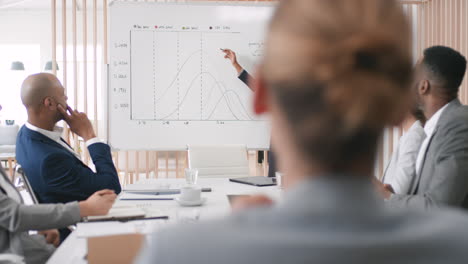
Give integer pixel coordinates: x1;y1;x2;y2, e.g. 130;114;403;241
355;50;379;71
324;33;413;132
263;0;413;168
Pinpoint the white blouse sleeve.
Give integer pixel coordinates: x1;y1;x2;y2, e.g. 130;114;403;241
391;124;426;194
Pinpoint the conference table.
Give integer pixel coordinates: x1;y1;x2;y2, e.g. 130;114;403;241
47;178;282;264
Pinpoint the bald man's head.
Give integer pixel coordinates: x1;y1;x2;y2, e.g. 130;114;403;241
21;73;64;109
21;73;68;124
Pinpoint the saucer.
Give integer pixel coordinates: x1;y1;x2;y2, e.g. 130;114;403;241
175;197;206;207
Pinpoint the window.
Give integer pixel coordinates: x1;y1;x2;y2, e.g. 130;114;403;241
0;44;41;124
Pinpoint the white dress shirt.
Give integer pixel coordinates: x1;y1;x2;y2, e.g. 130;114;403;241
414;101;452;175
25;122;101;160
383;120;426;194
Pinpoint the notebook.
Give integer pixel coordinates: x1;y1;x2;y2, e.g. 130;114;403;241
85;204;147;222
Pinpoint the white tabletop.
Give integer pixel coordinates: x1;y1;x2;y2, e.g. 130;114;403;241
47;178;281;264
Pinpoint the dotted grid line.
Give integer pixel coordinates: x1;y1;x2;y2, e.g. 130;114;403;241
177;32;180;120
200;32;203;120
153;31;156;119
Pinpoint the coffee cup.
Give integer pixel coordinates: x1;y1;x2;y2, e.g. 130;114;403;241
179;186;202;202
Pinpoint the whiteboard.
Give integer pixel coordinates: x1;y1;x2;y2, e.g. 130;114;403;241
109;1;275;150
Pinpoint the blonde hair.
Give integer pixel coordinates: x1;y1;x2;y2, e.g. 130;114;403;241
263;0;412;169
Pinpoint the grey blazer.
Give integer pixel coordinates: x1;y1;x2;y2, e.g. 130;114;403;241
388;99;468;210
0;166;80;264
135;177;468;264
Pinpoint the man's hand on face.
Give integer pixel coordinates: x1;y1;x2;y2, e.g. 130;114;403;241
57;104;96;141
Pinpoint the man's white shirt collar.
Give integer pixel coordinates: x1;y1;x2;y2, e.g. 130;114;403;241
25;122;101;147
424;102;451;138
25;122;64;142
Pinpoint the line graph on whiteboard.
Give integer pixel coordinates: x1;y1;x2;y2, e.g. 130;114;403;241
129;29;263;122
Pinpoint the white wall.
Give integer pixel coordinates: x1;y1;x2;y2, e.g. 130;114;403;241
0;8;105;124
0;10;52;69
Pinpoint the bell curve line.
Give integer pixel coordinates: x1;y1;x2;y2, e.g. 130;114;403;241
196;51;254;120
203;74;247;119
160;71;253;120
203;70;234;114
200;72;253;120
202;74;252;120
197;77;253;121
151;49;202;104
157;71;254;121
203;80;233;117
157;71;241;120
132;29;242;104
206;90;254;120
151;48;238;104
202;72;243;120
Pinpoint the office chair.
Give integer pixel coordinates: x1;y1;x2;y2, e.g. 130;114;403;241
13;165;76;232
187;144;249;178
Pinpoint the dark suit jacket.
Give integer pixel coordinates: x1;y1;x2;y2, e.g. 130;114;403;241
238;70;277;177
15;126;121;204
388;99;468;210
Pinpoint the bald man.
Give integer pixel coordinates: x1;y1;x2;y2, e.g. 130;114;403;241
16;73;121;239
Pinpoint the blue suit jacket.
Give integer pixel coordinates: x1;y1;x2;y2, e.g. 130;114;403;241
15;126;121;204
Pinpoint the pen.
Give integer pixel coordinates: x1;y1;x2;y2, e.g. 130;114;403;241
118;216;169;222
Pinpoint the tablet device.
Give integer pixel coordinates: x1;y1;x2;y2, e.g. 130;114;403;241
229;176;276;187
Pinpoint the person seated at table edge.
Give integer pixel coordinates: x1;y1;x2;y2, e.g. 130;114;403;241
16;72;121;205
0;164;116;264
16;73;121;240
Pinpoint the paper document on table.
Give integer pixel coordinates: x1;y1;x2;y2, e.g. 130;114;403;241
119;192;173;199
76;219;166;238
123;182;185;191
77;222;135;237
85;202;169;222
118;192;175;200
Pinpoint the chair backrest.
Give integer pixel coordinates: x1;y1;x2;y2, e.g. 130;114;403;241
13;165;38;205
13;165;77;231
188;144;249;178
117;151;156;173
0;125;19;145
